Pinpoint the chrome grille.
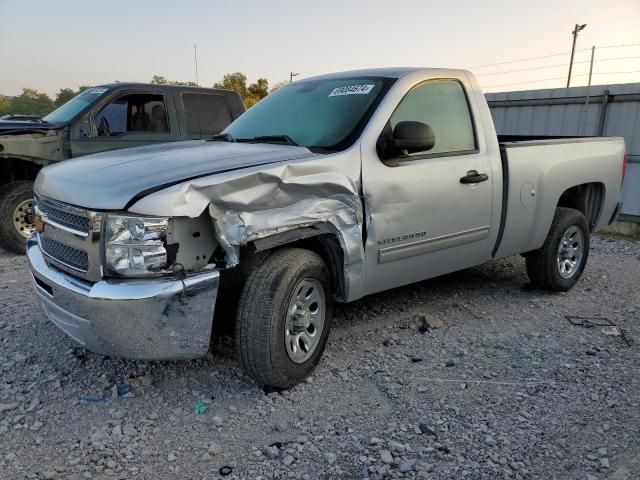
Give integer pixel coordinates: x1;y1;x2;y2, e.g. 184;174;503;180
40;236;89;272
38;198;90;234
34;192;103;282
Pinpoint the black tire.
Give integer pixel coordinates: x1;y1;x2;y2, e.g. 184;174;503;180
525;207;589;292
235;248;333;389
0;181;35;254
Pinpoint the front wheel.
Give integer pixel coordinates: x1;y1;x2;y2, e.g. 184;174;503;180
0;181;35;254
525;207;589;291
235;248;333;389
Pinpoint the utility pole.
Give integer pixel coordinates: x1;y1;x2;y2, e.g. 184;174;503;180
579;46;596;135
586;45;595;87
290;72;299;83
567;23;587;87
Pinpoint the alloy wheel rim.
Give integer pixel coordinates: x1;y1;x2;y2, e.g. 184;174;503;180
556;225;584;279
284;278;326;363
12;199;35;239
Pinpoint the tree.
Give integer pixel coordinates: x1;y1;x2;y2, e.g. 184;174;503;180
0;95;10;116
54;88;76;107
151;75;196;87
214;72;249;97
54;86;92;108
173;80;197;87
248;78;269;99
214;73;269;108
10;88;54;116
151;75;168;85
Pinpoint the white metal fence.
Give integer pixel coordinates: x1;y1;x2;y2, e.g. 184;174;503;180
487;83;640;220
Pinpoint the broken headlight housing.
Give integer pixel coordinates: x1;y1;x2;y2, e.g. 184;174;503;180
103;215;170;277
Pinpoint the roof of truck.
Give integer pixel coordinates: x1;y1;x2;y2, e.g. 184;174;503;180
93;83;237;95
300;67;471;81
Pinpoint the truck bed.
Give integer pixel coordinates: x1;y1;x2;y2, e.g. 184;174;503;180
493;135;625;260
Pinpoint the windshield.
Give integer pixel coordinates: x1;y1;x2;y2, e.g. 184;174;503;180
224;76;394;151
42;87;111;123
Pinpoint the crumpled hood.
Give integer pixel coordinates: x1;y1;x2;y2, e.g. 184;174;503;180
35;140;316;210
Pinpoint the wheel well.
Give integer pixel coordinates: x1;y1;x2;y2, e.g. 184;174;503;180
0;158;42;187
557;182;605;231
212;231;347;337
290;234;346;300
247;229;346;301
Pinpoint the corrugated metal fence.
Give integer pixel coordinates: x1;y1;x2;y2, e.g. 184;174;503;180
487;83;640;220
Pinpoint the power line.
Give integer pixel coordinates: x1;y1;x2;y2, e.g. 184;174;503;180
468;51;575;69
483;70;640;89
483;76;567;88
594;43;640;50
590;70;640;75
475;56;640;77
475;62;571;76
468;43;640;69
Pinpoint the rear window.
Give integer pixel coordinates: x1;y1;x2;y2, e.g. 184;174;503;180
182;93;232;136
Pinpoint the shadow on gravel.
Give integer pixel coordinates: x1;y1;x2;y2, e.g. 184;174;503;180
333;256;530;329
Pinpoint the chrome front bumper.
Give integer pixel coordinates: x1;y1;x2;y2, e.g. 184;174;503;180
27;234;219;360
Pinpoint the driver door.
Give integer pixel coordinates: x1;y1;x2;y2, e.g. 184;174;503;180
70;90;178;157
362;78;497;295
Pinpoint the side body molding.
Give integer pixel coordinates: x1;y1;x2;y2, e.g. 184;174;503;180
378;226;490;264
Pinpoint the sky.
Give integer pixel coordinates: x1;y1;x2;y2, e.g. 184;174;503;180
1;0;639;97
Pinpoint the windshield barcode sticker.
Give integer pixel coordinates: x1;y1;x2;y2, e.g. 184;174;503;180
329;84;375;97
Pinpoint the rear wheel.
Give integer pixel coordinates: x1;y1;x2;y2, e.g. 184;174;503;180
525;207;589;291
235;248;333;389
0;181;35;254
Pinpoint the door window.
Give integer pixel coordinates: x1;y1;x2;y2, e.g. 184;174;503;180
181;93;232;136
387;79;476;156
93;93;169;136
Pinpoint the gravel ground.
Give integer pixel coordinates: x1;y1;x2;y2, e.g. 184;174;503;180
1;235;639;480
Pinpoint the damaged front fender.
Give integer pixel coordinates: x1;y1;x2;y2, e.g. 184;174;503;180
128;149;367;301
0;127;67;165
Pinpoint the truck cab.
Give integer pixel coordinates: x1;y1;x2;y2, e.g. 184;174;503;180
0;83;244;253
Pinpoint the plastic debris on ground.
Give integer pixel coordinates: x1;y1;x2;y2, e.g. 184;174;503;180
78;396;106;403
193;400;208;415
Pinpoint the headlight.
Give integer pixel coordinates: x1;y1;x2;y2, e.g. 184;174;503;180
103;215;170;276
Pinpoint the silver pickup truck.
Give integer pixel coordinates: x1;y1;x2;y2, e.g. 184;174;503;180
28;68;626;388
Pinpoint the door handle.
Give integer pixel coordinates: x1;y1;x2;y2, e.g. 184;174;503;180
460;170;489;184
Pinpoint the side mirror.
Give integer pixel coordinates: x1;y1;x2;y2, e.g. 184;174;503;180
392;121;435;154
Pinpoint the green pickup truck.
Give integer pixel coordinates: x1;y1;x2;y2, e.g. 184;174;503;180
0;83;244;253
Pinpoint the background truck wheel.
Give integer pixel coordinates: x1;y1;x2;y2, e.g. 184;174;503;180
0;181;35;254
235;248;333;389
525;207;589;292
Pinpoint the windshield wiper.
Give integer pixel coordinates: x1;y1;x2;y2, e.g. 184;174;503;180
236;135;299;146
208;132;235;142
